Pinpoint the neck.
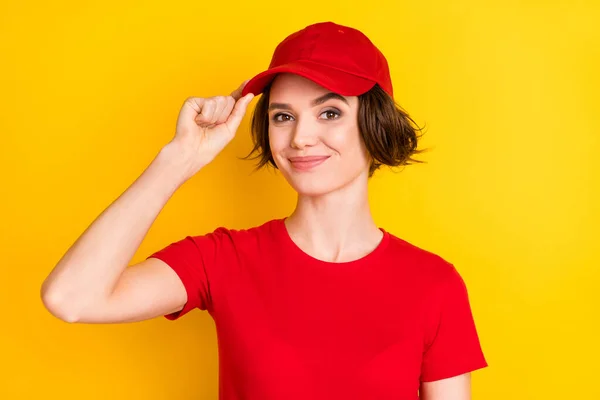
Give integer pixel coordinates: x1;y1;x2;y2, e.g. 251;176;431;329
284;174;383;263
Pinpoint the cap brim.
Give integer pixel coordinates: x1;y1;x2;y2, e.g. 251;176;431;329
241;60;376;97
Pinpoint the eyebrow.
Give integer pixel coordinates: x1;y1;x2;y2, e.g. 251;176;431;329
268;92;349;112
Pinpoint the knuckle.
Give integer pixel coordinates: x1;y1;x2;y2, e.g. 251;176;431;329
184;96;197;105
202;99;215;113
216;96;227;110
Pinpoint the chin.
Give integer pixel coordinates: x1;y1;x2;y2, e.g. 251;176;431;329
289;180;338;197
283;169;365;197
276;167;331;196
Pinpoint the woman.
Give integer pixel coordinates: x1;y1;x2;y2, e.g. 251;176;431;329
41;21;487;399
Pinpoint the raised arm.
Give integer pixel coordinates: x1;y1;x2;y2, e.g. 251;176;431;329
40;82;254;323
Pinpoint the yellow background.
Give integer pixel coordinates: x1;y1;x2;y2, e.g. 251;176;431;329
1;0;598;398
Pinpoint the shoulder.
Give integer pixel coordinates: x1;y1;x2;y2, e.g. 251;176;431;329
188;218;282;246
383;230;460;288
383;233;476;328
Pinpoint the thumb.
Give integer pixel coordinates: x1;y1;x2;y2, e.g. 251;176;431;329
230;79;250;101
225;93;254;133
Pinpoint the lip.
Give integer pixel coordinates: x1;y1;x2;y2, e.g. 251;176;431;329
288;156;330;171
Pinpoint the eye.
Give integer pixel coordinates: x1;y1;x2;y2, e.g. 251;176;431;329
272;113;294;122
320;109;341;120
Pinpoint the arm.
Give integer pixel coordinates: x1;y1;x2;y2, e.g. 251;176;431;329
41;146;192;323
40;82;254;324
420;373;471;400
419;265;488;398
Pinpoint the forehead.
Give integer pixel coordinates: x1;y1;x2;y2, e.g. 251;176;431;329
270;73;328;97
269;73;357;106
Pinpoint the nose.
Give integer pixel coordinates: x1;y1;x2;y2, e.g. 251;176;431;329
290;117;319;149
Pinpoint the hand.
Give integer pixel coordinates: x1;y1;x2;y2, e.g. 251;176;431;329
165;80;255;179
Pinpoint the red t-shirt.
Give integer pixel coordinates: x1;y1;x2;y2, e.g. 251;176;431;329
147;218;487;399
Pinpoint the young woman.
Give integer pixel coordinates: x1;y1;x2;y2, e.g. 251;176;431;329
41;21;487;399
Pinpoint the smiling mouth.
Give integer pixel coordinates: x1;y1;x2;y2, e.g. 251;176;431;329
288;156;330;171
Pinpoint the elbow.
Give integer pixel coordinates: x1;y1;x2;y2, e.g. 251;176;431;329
40;283;81;323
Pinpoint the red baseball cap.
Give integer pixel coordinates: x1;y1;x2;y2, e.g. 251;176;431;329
241;21;394;98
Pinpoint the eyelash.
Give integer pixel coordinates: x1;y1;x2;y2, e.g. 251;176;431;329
272;109;341;123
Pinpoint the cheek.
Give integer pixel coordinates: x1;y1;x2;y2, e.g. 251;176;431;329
326;127;367;159
268;129;290;165
268;129;282;153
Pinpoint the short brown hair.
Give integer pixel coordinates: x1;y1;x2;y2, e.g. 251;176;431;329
243;82;428;177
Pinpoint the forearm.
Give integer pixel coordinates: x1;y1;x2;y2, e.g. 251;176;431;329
41;144;192;320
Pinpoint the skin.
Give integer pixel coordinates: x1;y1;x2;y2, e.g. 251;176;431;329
267;74;472;399
267;73;384;264
40;74;472;398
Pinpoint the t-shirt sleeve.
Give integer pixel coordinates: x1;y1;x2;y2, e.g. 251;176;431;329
146;228;229;320
420;264;488;382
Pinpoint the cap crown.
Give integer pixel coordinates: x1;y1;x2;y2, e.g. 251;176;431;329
269;22;393;96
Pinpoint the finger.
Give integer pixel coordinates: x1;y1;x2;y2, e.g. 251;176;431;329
195;98;216;127
225;93;254;133
181;97;206;123
230;79;250;101
215;96;235;125
212;96;229;125
208;98;222;125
